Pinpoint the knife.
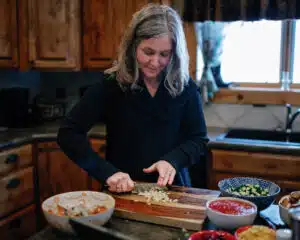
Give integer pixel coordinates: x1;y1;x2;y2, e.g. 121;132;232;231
103;182;168;194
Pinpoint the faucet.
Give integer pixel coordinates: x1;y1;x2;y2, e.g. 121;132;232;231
285;104;300;134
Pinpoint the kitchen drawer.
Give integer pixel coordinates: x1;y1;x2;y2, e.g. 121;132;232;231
0;167;34;218
212;150;300;179
0;204;37;240
0;145;32;176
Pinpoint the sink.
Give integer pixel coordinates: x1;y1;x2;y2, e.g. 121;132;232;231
218;128;300;146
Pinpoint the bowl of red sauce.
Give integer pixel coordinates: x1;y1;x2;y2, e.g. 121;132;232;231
206;197;257;230
188;230;235;240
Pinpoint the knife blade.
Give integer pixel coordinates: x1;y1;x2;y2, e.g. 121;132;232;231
103;182;168;194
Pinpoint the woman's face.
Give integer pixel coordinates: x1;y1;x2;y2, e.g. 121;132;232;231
136;35;172;80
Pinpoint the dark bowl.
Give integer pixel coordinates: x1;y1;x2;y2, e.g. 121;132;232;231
218;177;281;211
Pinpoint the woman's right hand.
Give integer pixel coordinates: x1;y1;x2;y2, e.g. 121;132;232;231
106;172;135;193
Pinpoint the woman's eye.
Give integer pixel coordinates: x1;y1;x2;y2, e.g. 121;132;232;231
160;52;170;57
143;49;155;55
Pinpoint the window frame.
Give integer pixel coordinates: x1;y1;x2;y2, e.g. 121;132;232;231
213;20;300;105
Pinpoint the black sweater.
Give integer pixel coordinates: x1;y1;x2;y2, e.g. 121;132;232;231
57;74;208;186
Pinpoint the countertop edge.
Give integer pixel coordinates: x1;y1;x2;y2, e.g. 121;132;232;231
0;132;106;151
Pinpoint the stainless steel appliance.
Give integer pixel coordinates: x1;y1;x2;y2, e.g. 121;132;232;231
33;95;66;122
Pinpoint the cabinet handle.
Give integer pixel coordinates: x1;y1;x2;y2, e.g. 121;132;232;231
6;178;21;189
5;154;19;164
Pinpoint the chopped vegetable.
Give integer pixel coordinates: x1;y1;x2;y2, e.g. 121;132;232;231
227;184;269;197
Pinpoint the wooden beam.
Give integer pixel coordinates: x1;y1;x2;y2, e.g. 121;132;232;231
213;88;300;105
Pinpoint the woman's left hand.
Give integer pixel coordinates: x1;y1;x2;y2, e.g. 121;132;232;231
143;160;176;186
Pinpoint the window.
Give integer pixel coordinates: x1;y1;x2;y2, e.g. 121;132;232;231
293;20;300;83
199;19;300;105
221;21;282;84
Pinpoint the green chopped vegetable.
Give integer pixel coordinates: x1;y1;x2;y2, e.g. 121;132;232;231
227;184;269;197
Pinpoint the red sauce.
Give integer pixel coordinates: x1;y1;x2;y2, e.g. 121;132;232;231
209;199;255;215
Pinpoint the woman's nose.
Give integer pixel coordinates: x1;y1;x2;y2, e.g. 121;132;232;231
150;55;160;67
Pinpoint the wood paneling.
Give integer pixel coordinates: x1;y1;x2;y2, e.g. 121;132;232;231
0;0;18;68
27;0;81;70
184;22;197;80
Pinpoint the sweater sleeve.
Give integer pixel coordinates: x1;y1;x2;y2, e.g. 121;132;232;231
57;79;119;183
162;82;209;171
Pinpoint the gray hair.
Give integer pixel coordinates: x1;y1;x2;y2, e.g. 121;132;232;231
105;3;190;97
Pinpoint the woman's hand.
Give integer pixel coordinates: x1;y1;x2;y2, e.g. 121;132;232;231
106;172;135;193
143;160;176;186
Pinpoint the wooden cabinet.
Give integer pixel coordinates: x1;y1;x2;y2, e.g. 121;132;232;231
27;0;81;70
0;167;35;219
0;144;36;239
38;142;90;203
37;139;107;202
0;0;18;68
0;0;172;71
0;204;37;240
209;149;300;198
0;145;32;177
0;145;34;219
83;0;117;69
83;0;148;69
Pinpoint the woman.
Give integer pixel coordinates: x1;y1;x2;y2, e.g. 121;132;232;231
57;4;208;193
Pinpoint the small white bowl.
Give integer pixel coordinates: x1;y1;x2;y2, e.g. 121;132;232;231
206;197;257;230
42;191;115;234
279;194;292;226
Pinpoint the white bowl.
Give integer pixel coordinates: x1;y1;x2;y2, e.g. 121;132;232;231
279;194;291;226
42;191;115;234
206;197;257;230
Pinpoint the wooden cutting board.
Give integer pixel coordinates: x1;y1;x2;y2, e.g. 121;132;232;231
108;185;220;231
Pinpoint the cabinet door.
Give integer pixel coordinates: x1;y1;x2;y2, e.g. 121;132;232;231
0;167;34;219
83;0;116;69
28;0;81;70
0;0;18;68
38;148;89;202
0;144;32;177
83;0;148;69
0;205;37;240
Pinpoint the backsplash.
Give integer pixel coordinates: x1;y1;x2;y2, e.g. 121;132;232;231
1;70;300;131
203;103;300;131
0;71;41;102
39;71;104;113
